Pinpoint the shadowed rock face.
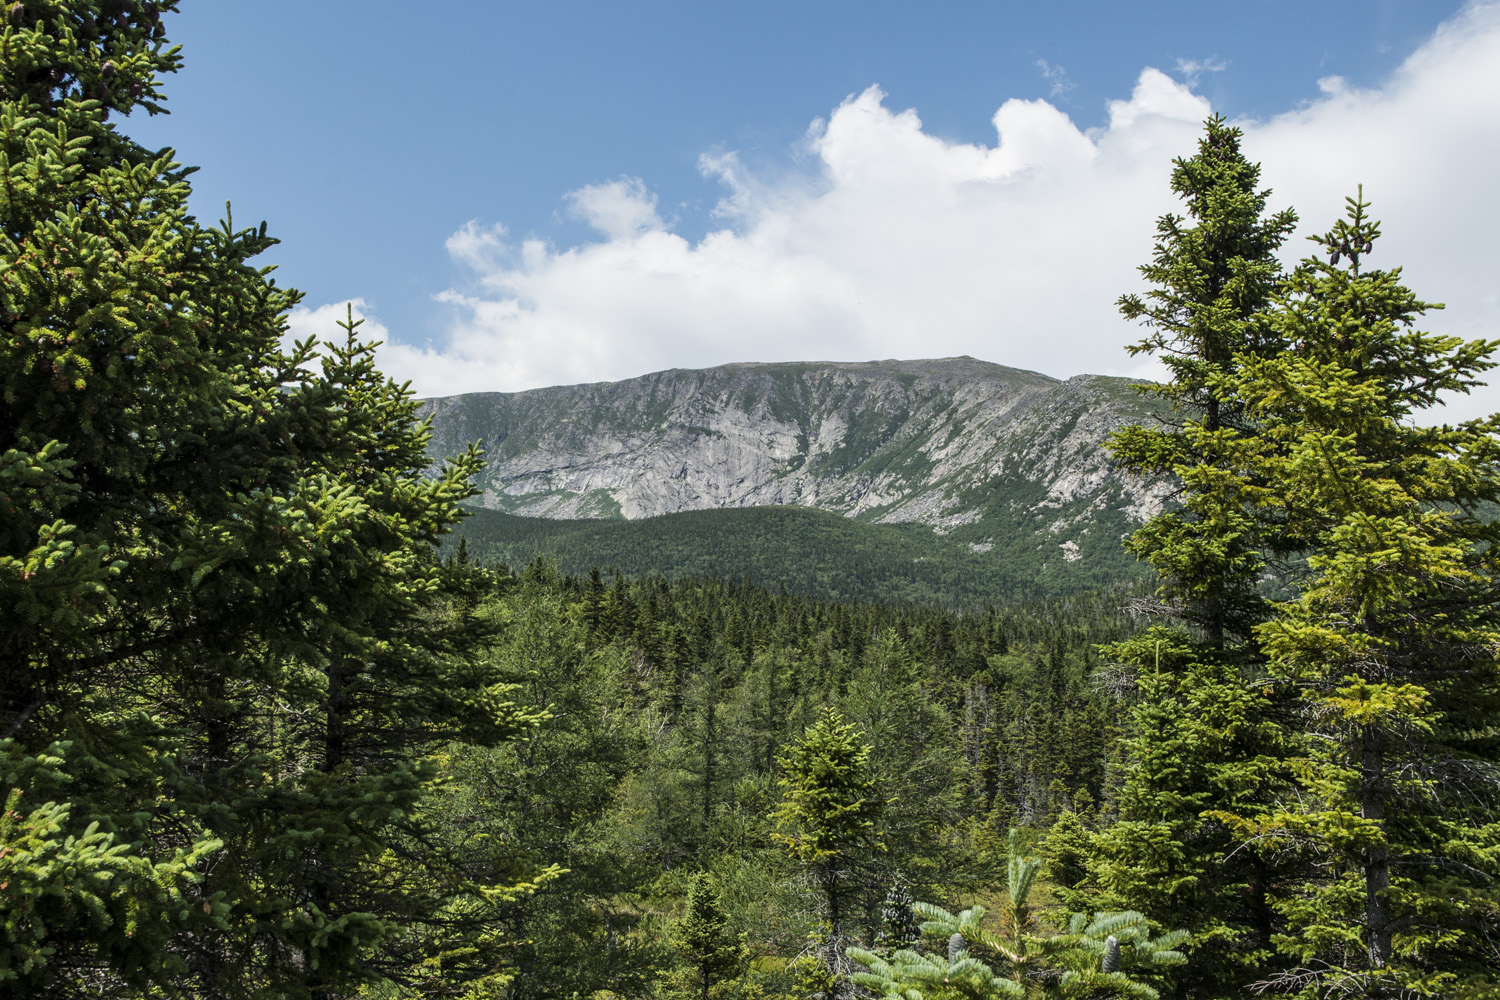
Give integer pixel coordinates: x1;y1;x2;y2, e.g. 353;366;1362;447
417;357;1170;534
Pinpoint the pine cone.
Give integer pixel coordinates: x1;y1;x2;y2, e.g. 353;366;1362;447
1102;935;1120;973
8;4;24;26
948;932;965;962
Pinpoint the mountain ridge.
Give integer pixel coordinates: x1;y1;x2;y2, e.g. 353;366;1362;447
416;356;1170;600
418;355;1168;526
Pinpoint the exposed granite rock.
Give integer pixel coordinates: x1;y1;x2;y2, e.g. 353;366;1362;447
417;357;1170;535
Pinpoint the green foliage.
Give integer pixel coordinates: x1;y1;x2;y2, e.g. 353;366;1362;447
1100;116;1303;998
1117;114;1297;431
447;566;1142;999
452;502;1148;610
850;832;1186;999
1201;192;1500;997
662;872;751;1000
0;5;552;996
1111;114;1297;644
773;708;885;875
774;706;885;991
439;579;662;1000
0;751;223;992
1108;117;1500;998
851;944;1027;1000
1040;811;1095;913
1086;631;1290;993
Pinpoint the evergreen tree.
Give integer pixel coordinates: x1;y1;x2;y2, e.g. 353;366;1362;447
664;871;750;1000
1112;113;1297;643
773;707;885;995
1100;116;1300;997
1215;193;1500;997
843;629;975;905
1090;631;1289;995
0;5;547;996
1041;809;1097;913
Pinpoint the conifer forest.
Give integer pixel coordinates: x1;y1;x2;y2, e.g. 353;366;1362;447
3;4;1499;999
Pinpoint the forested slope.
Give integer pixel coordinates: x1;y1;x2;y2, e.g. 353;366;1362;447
452;502;1149;607
451;562;1150;999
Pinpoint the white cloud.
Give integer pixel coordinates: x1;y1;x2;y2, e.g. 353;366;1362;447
1036;59;1075;99
1250;0;1500;419
284;297;392;354
355;1;1500;423
565;177;666;239
1174;57;1227;86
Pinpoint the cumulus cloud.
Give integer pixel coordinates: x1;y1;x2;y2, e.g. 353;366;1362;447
357;2;1500;421
565;177;666;239
1249;1;1500;419
284;298;392;355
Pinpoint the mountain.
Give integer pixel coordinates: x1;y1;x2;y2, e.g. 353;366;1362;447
418;357;1170;603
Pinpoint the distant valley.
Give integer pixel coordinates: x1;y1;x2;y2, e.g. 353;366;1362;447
418;357;1169;604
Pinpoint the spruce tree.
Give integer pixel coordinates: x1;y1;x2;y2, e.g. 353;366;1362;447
0;5;548;996
773;707;884;995
1098;117;1299;997
1217;193;1500;996
665;871;750;1000
1090;631;1290;995
1112;113;1297;644
843;628;972;906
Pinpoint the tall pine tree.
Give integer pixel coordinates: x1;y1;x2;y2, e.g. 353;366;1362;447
1097;117;1299;998
1216;193;1500;997
0;5;549;996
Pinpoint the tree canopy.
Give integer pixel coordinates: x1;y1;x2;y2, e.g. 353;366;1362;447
5;12;1498;999
2;4;548;996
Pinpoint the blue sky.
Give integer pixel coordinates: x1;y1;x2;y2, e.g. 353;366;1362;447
123;1;1500;415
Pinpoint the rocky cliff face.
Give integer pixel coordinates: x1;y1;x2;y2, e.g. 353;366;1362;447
418;358;1169;566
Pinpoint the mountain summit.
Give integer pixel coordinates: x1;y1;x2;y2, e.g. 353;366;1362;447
418;358;1168;594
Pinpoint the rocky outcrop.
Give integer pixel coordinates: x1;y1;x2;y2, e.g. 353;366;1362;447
418;357;1169;551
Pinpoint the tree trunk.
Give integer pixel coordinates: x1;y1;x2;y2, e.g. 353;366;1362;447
823;868;846;998
703;677;714;832
1361;723;1392;969
322;659;346;774
309;660;350;1000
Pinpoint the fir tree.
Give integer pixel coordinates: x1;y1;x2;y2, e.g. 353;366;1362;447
665;871;750;1000
1090;631;1289;995
1216;192;1500;997
843;628;974;907
773;707;885;995
0;5;549;996
1100;116;1300;997
1112;113;1297;644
